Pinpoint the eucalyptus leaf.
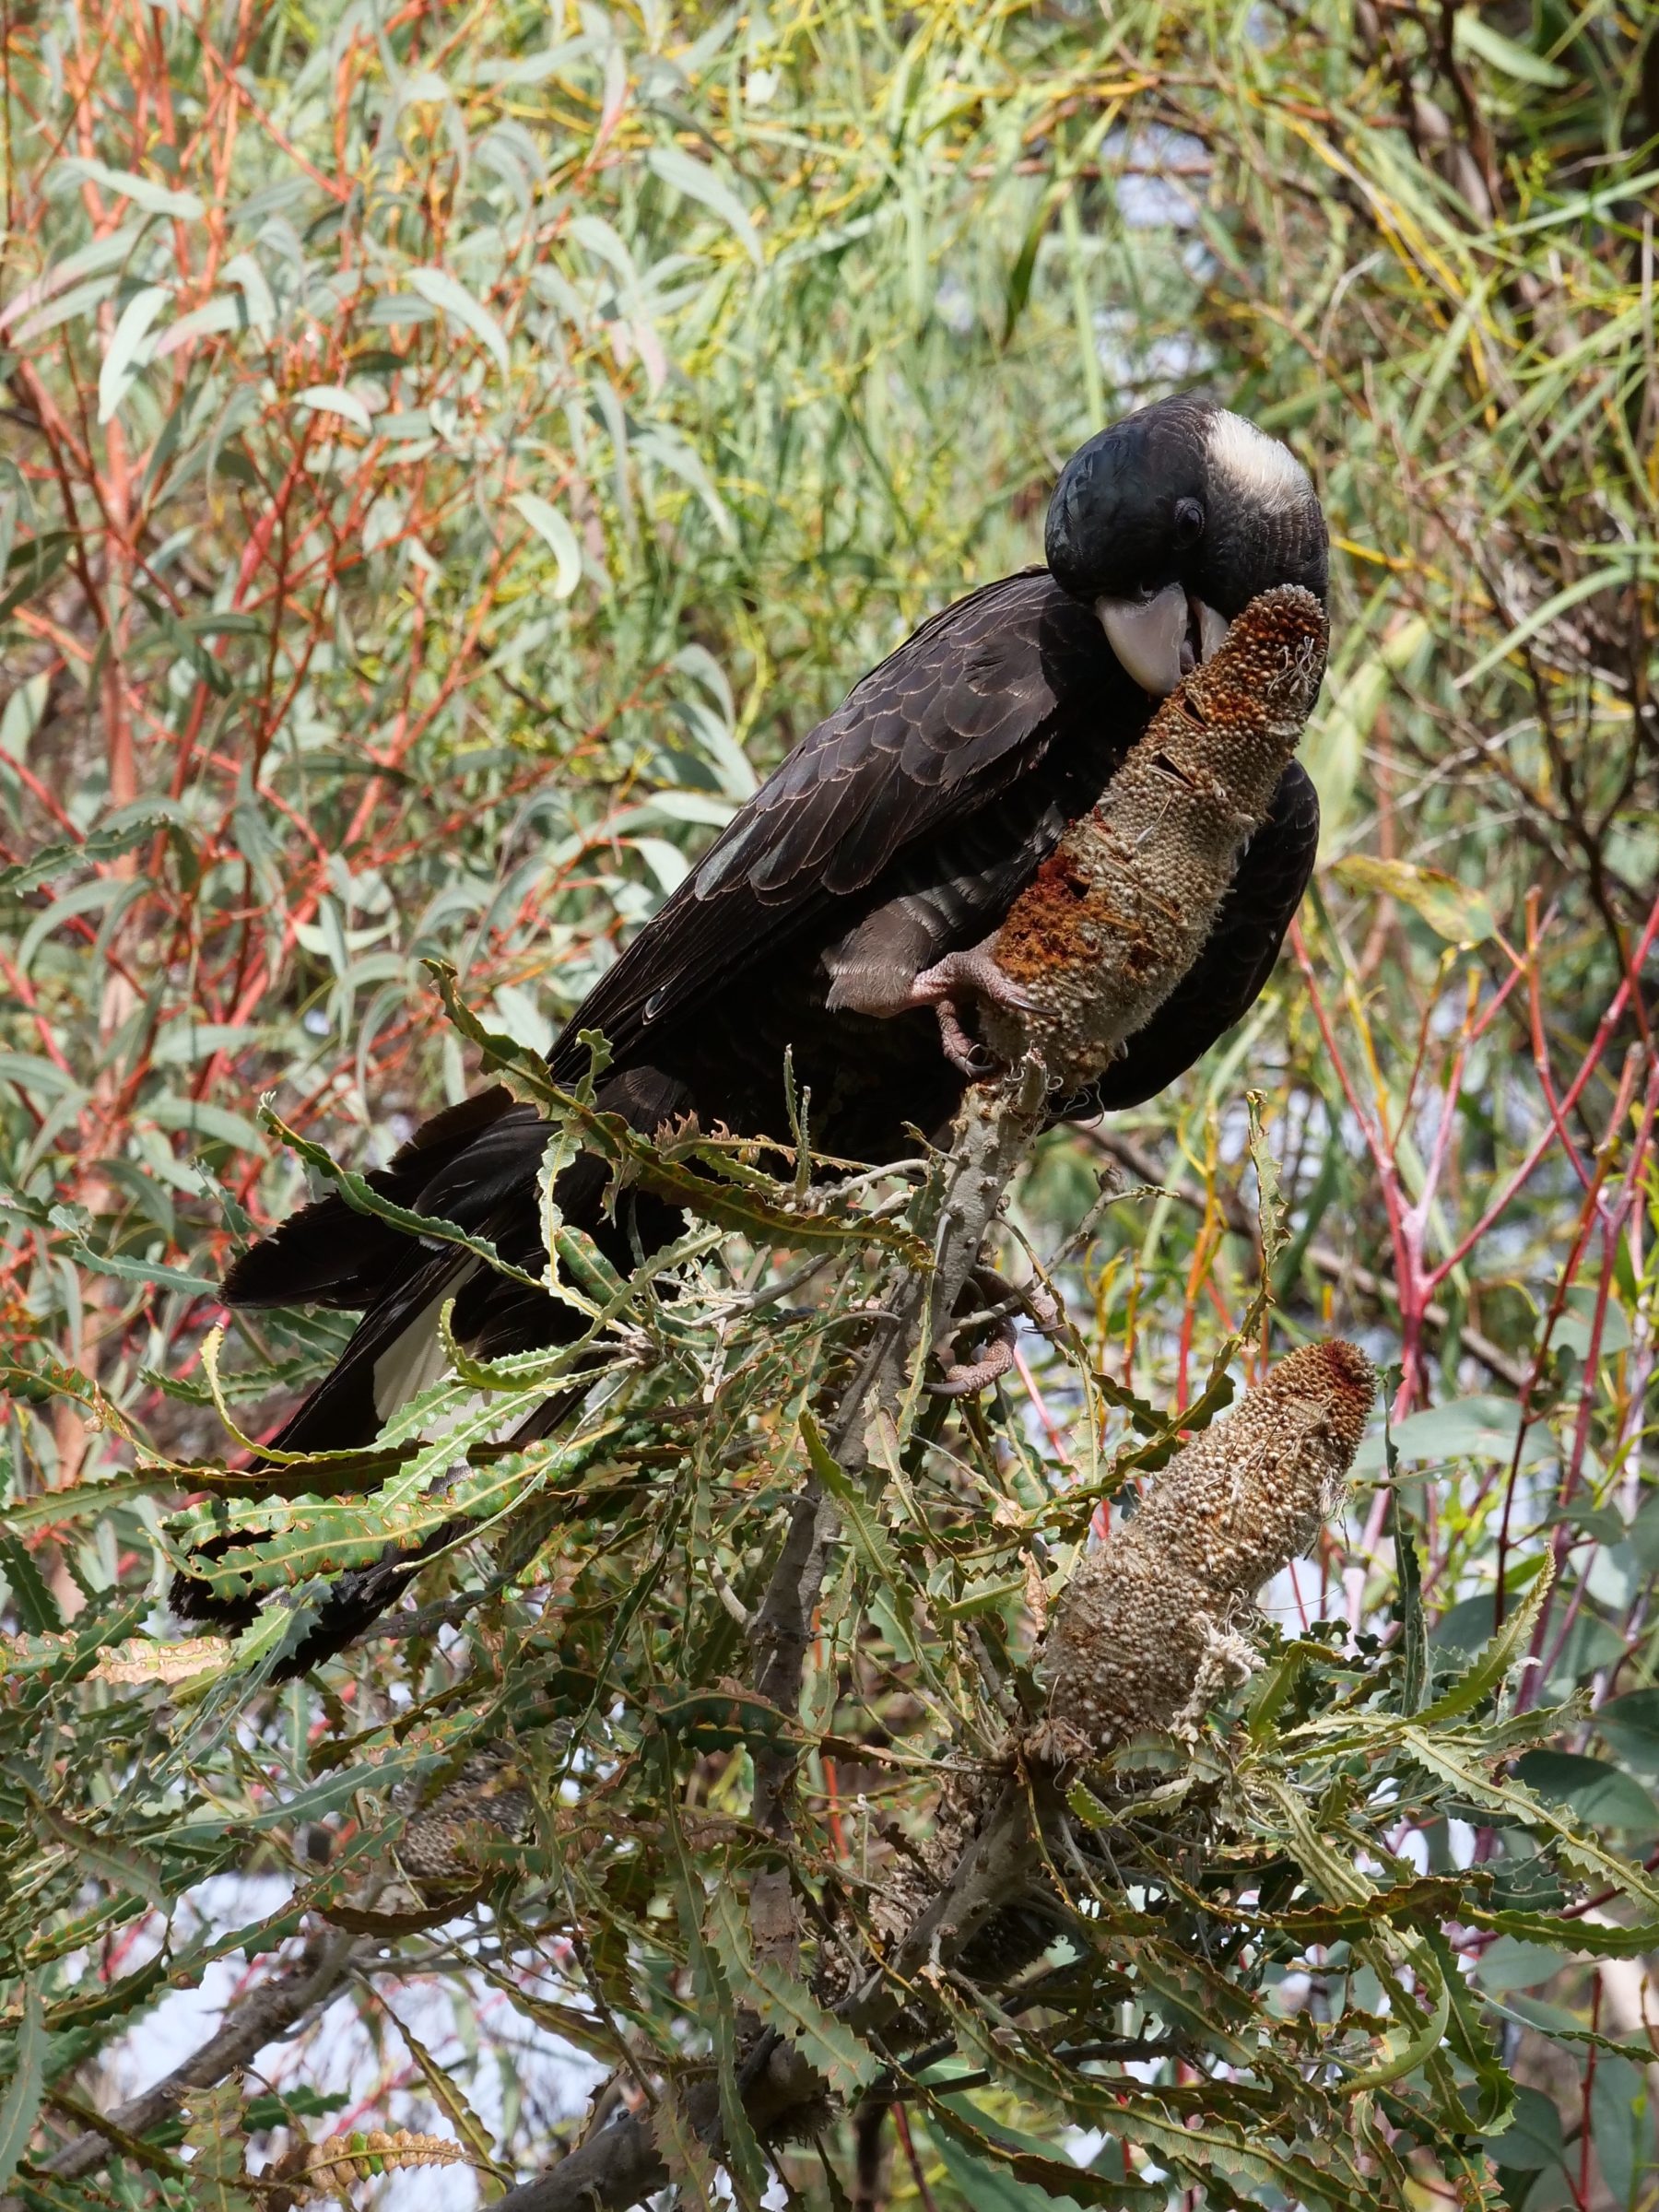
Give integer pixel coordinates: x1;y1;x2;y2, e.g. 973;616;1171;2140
1512;1752;1659;1836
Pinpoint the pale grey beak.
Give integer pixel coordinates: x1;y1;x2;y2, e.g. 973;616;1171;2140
1096;585;1230;697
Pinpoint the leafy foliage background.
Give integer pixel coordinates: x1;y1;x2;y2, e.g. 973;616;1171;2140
0;0;1656;2206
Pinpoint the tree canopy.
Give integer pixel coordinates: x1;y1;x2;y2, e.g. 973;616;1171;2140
1;1;1656;2207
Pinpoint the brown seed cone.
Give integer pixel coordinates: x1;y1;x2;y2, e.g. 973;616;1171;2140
392;1741;533;1883
982;583;1328;1094
1030;1338;1374;1764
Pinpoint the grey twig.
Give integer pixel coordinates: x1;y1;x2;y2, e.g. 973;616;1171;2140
745;1057;1048;1972
19;1931;363;2195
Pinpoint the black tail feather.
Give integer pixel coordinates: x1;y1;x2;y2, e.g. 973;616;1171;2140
172;1069;688;1673
221;1086;523;1312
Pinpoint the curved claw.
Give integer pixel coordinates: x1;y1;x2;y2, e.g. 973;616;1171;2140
912;946;1035;1077
935;999;998;1078
910;946;1037;1017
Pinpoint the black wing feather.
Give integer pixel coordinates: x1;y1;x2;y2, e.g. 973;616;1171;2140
550;571;1105;1082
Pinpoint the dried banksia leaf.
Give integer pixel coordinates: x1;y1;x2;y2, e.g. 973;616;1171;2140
91;1635;232;1685
983;583;1328;1094
284;2128;465;2202
1031;1338;1374;1762
0;1632;231;1684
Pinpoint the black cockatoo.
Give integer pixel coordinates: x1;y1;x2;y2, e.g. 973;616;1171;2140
174;392;1328;1666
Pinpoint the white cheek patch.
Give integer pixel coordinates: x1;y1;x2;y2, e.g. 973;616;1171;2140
1206;410;1311;512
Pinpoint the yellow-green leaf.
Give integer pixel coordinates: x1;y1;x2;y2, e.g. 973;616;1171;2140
1334;853;1497;945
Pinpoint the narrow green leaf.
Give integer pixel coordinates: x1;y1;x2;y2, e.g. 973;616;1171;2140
295;383;372;434
0;532;72;626
221;250;276;335
1255;1774;1373;1906
1001;184;1058;348
650;2090;720;2211
663;1801;767;2208
0;222;145;334
31;1797;171;1909
1246;1091;1287;1270
1339;1936;1451;2090
166;1422;615;1601
928;2115;1097;2211
55;155;205;217
646;145;763;264
0;1051;86;1102
98;283;169;422
259;1107;546;1295
1464;1906;1659;1955
388;2009;509;2189
1335;853;1497;946
0;803;187;897
1453;10;1571;85
1386;1387;1429;1714
427;961;929;1264
1402;1728;1659;1916
1417;1553;1552;1725
0;1980;44;2193
511;492;583;597
800;1412;933;1672
60;1242;219;1298
1457;553;1651;690
1;1473;157;1531
1430;1924;1515;2136
155;292;245;356
407;267;510;375
0;1532;62;1632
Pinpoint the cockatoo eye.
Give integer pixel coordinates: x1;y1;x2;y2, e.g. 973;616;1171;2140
1173;497;1206;547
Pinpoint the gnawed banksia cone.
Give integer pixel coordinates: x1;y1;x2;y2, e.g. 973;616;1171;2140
823;1339;1377;2014
922;585;1328;1394
980;582;1327;1094
1030;1339;1375;1764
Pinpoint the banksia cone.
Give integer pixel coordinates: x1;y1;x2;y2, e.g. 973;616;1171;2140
393;1741;533;1882
982;583;1327;1094
1032;1339;1374;1762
